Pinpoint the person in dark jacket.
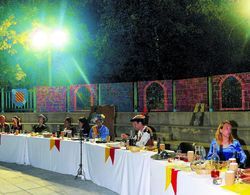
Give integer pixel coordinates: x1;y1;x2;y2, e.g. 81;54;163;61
11;116;22;132
78;117;90;138
63;117;76;137
0;115;10;133
33;114;49;133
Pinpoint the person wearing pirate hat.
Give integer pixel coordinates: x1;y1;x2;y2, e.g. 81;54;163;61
129;114;154;147
33;114;49;133
89;114;109;141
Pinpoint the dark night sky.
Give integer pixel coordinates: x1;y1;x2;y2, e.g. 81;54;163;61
2;0;250;87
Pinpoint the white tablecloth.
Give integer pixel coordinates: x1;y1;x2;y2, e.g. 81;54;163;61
84;142;154;195
26;137;80;175
0;134;27;164
0;134;240;195
150;159;236;195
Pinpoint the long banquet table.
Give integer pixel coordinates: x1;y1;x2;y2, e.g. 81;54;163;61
0;134;237;195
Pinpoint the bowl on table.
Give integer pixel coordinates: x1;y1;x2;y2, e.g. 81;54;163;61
42;132;52;138
129;146;141;153
146;146;157;151
190;160;228;175
190;160;213;175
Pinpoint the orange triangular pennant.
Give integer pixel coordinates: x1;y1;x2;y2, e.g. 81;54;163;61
105;147;110;162
50;139;55;150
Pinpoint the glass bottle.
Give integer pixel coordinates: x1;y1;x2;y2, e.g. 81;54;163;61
129;129;135;146
211;144;220;163
210;144;220;178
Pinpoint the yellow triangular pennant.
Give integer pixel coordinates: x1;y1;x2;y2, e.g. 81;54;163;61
50;139;55;150
105;147;110;162
165;166;173;191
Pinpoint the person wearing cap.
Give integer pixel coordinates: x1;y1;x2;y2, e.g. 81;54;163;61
33;114;49;133
11;116;22;132
129;115;154;147
78;117;91;137
89;114;109;141
0;115;10;133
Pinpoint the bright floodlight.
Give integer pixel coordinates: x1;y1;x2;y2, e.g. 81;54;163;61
50;29;68;48
30;29;48;50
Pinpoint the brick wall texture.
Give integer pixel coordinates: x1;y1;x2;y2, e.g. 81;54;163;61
175;77;208;111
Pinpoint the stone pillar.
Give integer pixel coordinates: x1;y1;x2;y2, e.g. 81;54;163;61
33;87;37;113
133;82;138;112
172;81;176;112
66;86;70;112
1;88;4;113
208;76;213;112
98;84;101;106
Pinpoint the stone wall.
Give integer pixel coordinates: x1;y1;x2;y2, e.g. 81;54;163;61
114;112;250;147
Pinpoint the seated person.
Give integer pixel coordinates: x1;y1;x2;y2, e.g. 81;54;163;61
11;116;22;132
89;114;109;141
0;115;10;133
122;115;154;147
63;117;76;137
33;114;49;133
78;117;90;137
207;120;247;167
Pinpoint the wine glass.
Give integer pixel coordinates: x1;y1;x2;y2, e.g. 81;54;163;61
195;146;201;160
200;146;206;160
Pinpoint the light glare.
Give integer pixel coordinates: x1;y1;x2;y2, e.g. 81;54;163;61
50;30;68;48
30;29;48;50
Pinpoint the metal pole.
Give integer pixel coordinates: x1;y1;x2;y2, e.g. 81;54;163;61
1;88;4;113
48;49;52;86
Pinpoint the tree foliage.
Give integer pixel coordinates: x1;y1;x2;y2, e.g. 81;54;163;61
92;0;250;82
0;0;91;88
1;0;250;86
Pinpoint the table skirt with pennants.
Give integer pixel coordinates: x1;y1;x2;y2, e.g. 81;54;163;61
0;134;242;195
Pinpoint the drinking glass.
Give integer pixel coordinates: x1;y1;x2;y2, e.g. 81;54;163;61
225;170;235;186
195;146;201;160
200;146;206;160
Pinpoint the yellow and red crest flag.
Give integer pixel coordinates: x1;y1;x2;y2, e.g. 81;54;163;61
12;89;28;107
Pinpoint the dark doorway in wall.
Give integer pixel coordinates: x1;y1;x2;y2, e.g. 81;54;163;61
146;82;165;111
221;76;242;109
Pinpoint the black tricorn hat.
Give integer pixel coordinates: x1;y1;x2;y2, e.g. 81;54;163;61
130;115;146;123
38;114;48;123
